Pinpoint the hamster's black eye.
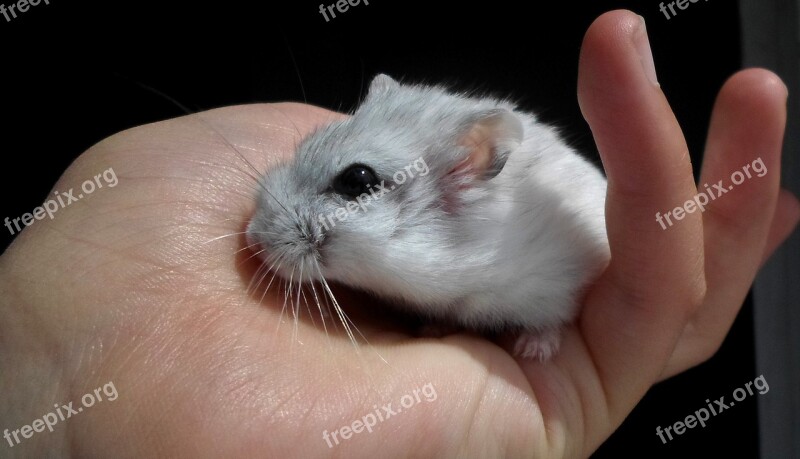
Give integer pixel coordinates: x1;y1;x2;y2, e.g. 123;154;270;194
332;164;379;198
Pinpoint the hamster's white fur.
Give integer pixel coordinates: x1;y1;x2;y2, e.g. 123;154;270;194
247;74;609;360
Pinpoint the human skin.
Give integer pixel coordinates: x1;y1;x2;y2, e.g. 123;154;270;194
1;10;798;458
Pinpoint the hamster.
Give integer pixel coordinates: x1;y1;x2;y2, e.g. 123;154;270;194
246;74;609;360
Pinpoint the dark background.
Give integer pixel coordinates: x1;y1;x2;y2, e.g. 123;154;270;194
0;0;762;456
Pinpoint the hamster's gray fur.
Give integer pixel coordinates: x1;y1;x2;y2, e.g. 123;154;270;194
246;74;609;360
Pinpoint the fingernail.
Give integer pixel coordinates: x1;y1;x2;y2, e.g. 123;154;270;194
634;15;660;87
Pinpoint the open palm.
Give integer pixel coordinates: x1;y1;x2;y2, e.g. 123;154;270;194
1;10;797;459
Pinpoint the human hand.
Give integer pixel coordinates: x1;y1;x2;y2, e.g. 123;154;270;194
1;9;797;458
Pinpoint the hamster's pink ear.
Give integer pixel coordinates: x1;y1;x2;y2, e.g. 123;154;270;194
451;109;523;180
369;73;399;94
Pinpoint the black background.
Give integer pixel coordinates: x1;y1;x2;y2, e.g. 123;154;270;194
0;0;762;457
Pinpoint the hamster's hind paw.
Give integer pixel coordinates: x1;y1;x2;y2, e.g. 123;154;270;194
513;328;562;361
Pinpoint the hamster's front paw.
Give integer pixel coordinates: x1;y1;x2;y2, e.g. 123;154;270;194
513;328;562;361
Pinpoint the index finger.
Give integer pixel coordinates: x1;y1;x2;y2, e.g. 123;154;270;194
576;10;706;431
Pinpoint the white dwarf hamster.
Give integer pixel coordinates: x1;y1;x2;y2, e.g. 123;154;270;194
246;74;609;360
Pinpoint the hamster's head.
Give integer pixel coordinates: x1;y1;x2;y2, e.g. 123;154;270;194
246;74;523;301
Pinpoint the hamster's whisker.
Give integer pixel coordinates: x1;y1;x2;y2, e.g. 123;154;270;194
239;242;274;261
293;262;305;343
244;251;285;322
259;183;292;216
193;114;265;186
188;113;296;218
283;268;294;322
247;261;268;297
280;267;296;344
297;259;316;331
319;277;335;329
252;254;285;300
264;105;305;150
247;252;272;293
299;283;316;330
266;271;286;337
316;267;359;351
203;231;248;245
236;245;264;258
307;274;330;339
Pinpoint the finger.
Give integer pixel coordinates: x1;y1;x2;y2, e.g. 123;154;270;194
659;70;793;377
660;188;799;380
575;9;705;427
